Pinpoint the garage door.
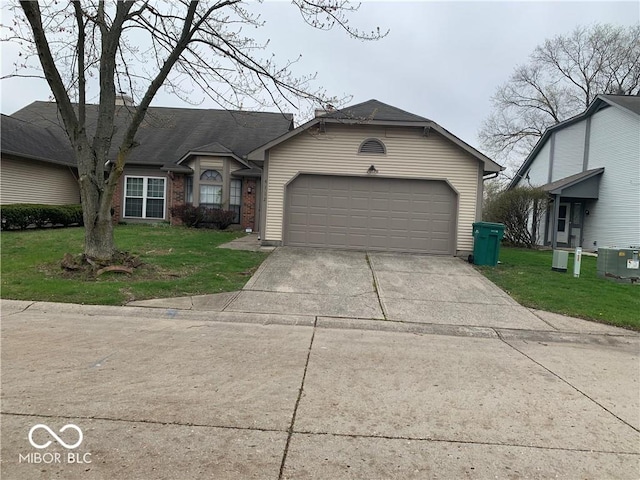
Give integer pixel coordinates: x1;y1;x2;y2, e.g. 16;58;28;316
284;175;457;254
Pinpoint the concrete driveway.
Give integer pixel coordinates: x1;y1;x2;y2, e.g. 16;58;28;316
1;247;639;479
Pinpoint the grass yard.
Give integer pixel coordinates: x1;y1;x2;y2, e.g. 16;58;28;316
477;247;640;331
1;224;267;305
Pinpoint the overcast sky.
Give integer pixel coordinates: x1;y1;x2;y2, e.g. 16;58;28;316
1;1;638;153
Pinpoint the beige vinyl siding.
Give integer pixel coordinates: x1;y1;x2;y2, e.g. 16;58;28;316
0;156;79;205
264;124;480;252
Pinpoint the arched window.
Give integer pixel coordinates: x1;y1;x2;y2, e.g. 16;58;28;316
199;169;223;208
200;169;222;181
358;138;386;155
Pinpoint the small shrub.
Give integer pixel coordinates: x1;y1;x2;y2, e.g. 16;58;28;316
170;204;204;227
1;204;83;230
170;205;235;230
202;208;235;230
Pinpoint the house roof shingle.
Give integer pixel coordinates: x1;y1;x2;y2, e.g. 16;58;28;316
1;114;75;167
541;167;605;194
9;102;294;167
599;94;640;115
320;99;432;123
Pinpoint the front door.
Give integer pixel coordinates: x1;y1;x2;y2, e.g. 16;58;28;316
570;202;583;247
556;202;570;244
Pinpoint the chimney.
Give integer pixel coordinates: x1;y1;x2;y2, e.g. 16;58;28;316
115;93;134;106
314;104;336;118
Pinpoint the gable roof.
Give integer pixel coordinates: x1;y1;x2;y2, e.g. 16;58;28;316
320;99;431;122
541;167;604;195
248;99;503;174
1;114;75;167
599;94;640;115
509;94;640;189
9;102;294;167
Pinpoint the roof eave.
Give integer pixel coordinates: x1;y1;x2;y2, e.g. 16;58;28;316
545;168;605;195
175;150;249;168
160;164;194;173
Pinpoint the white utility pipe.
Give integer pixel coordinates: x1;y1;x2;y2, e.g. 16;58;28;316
573;247;582;278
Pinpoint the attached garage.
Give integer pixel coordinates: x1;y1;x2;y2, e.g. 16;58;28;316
248;100;503;256
285;174;457;254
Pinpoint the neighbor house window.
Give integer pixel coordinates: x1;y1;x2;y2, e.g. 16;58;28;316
199;169;222;208
124;176;166;219
230;179;242;223
185;176;193;203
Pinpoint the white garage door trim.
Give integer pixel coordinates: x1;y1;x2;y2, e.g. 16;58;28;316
283;173;458;254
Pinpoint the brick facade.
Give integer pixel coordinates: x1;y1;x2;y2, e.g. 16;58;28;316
111;177;123;224
169;173;186;226
241;178;258;231
112;172;257;229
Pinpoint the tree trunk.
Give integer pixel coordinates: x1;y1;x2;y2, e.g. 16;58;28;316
77;148;116;262
84;213;115;262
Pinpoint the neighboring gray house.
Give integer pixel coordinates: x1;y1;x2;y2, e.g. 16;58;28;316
509;94;640;251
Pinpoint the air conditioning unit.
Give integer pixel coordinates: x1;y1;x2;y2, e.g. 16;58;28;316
552;250;568;272
597;247;640;284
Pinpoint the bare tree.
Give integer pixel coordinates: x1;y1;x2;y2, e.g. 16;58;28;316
3;1;386;262
479;23;640;175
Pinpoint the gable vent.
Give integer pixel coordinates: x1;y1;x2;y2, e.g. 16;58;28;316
358;138;386;155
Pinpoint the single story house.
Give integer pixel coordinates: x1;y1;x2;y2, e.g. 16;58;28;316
508;94;640;250
5;100;293;232
3;99;502;256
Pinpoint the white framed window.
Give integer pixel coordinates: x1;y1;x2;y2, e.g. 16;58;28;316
200;184;222;208
124;176;166;219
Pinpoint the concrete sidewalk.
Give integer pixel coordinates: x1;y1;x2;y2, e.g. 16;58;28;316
1;298;639;479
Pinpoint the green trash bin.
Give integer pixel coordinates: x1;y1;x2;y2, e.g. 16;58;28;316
471;222;505;266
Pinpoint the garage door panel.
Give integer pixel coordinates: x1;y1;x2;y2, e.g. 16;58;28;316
330;196;349;208
285;175;456;254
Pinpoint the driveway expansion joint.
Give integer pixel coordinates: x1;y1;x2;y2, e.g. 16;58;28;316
529;308;559;330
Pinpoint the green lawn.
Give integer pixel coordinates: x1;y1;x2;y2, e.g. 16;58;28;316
1;224;267;305
476;247;640;330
